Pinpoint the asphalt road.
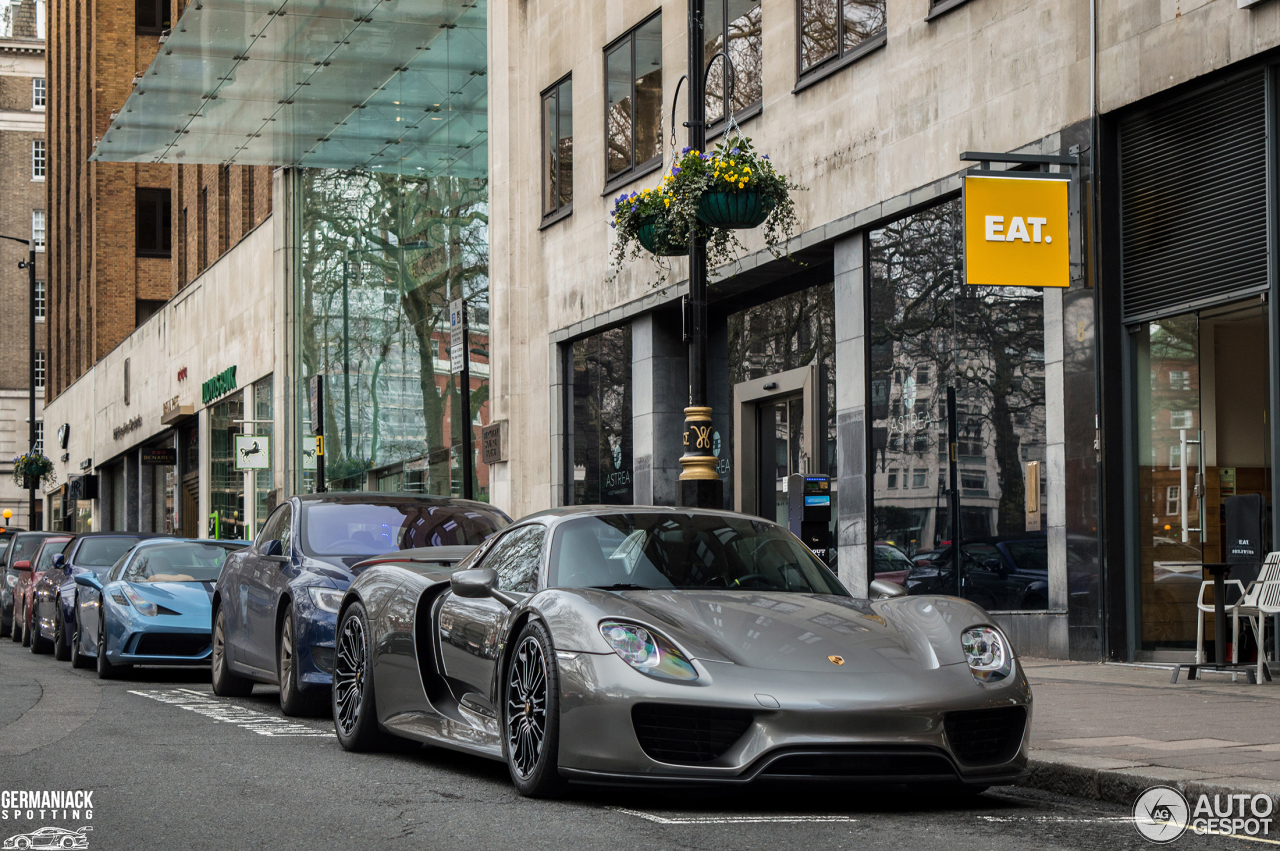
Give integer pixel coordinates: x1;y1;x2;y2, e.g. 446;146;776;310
0;640;1256;851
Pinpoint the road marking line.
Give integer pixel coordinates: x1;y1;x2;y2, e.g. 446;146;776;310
613;808;858;825
129;688;330;737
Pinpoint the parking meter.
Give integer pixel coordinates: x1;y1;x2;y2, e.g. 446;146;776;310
788;474;833;564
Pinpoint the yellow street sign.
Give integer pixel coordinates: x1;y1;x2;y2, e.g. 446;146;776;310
964;175;1069;288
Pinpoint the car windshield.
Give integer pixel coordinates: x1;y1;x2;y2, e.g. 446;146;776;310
875;545;913;571
122;542;241;583
76;537;146;567
301;502;509;557
8;534;51;565
548;514;848;594
35;539;71;572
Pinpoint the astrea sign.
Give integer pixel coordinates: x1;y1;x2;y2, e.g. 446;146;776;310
964;174;1069;288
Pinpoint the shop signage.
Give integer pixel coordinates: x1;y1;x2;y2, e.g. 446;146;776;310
56;423;69;450
302;436;318;471
161;396;194;425
481;422;505;465
963;174;1069;288
202;365;238;405
234;435;270;470
112;416;142;441
140;447;177;465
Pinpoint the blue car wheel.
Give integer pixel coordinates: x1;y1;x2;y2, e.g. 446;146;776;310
95;610;123;680
277;606;328;717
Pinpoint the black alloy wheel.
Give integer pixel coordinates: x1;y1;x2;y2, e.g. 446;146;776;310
211;606;254;697
70;605;90;669
503;620;567;798
53;602;70;661
29;604;51;654
95;610;120;679
277;607;327;717
332;602;388;751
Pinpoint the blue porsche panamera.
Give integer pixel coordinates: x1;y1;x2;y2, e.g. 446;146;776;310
73;539;247;679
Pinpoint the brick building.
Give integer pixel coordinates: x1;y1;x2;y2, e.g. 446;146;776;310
0;0;45;529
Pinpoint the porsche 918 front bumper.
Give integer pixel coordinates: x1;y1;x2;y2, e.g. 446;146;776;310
555;651;1031;787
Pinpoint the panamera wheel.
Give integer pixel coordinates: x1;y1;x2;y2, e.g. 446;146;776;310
332;601;387;751
278;606;326;717
504;621;566;798
211;606;253;697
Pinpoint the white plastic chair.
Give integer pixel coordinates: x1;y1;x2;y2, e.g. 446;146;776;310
1195;575;1246;666
1237;554;1280;683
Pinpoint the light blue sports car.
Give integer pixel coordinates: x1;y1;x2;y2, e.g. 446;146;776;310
74;538;247;678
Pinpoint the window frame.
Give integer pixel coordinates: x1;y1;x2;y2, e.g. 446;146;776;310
34;279;44;321
540;73;574;227
31;78;44;110
704;0;764;138
135;0;170;35
31;210;44;252
793;0;887;93
34;350;44;390
31;139;44;180
135;187;172;259
601;11;664;195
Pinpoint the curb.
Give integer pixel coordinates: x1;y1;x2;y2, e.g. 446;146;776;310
1021;751;1280;812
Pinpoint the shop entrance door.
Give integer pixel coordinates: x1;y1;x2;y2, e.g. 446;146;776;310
733;362;824;524
1133;300;1272;655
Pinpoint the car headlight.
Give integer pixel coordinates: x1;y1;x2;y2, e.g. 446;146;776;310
121;585;157;617
4;574;15;587
308;587;343;614
599;621;698;681
961;626;1014;682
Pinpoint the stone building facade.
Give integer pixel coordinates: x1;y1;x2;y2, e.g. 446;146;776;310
0;2;45;529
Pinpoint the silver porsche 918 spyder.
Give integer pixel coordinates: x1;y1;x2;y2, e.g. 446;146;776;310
333;507;1032;797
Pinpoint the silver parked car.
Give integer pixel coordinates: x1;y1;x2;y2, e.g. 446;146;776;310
332;507;1032;797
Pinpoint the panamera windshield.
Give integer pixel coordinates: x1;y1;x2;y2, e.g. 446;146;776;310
548;514;847;594
301;502;509;557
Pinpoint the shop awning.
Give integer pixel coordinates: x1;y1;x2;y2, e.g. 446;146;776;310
89;0;486;177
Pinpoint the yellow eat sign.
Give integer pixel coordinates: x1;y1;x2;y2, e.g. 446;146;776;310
964;175;1069;288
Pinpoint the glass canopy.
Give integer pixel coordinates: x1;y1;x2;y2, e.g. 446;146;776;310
90;0;487;177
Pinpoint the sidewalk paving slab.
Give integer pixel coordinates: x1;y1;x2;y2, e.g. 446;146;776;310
1019;658;1280;810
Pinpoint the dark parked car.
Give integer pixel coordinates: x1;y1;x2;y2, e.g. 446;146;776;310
15;535;72;650
2;531;61;638
37;533;156;666
905;535;1049;611
872;543;916;586
212;493;511;715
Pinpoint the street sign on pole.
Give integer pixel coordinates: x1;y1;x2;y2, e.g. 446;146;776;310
449;298;466;374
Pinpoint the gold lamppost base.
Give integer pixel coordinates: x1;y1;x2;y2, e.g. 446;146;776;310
679;406;723;507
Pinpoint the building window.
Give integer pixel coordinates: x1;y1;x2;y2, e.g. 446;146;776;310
34;351;44;389
705;0;762;127
1169;444;1181;470
136;188;172;258
911;469;927;489
541;75;573;219
32;78;44;109
1169;370;1191;391
798;0;886;79
570;326;633;505
33;421;43;454
1170;410;1193;430
31;210;44;251
1166;485;1179;517
604;13;663;186
886;469;898;489
34;280;44;320
135;0;171;34
31;140;44;179
960;470;988;496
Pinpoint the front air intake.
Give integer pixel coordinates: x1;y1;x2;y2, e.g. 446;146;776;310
631;703;754;764
944;706;1027;766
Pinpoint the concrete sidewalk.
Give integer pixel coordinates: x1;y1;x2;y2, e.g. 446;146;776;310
1021;658;1280;808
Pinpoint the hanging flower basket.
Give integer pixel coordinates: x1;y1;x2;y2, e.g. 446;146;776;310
12;452;55;489
696;190;775;229
636;214;689;256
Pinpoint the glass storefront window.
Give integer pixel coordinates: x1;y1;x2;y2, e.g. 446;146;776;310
294;170;490;501
868;197;1048;611
210;395;245;540
253;376;274;538
571;326;633;504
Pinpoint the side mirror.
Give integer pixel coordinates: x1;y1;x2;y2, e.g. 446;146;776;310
451;567;498;598
261;539;285;559
52;554;66;569
870;579;908;600
13;559;30;573
73;572;102;590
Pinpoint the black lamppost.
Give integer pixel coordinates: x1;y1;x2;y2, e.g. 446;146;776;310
0;234;37;528
677;0;724;509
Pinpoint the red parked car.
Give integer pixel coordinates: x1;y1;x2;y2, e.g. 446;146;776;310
13;535;71;649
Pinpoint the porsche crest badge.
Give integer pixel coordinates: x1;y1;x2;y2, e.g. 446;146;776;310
828;655;844;666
